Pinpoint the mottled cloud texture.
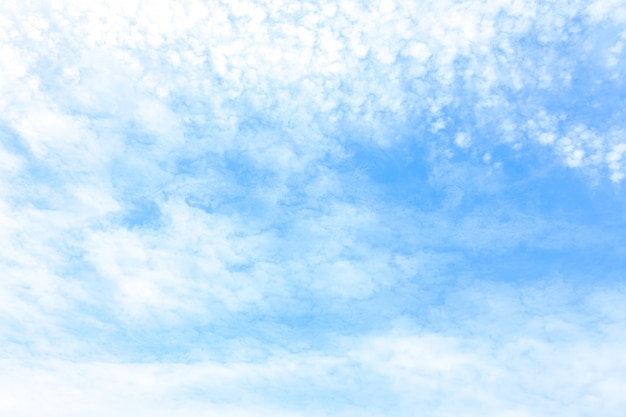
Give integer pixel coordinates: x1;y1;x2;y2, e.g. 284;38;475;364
1;0;626;415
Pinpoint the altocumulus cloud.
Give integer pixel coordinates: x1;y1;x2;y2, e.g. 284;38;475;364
1;0;626;415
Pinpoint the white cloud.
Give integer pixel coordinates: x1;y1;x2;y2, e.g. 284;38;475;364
587;0;626;22
2;280;625;416
2;0;621;182
455;132;472;148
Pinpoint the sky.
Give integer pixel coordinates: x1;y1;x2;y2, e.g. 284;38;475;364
1;0;626;415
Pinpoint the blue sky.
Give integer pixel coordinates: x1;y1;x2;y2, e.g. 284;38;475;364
1;0;626;415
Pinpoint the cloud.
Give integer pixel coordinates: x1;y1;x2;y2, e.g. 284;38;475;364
3;0;624;179
1;0;626;415
2;281;625;416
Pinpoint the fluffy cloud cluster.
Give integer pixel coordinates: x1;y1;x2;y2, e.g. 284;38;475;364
2;0;625;171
